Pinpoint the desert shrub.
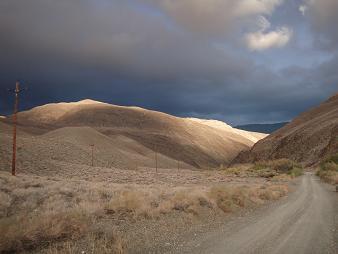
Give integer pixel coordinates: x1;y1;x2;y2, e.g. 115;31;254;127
105;184;289;218
257;185;288;201
321;161;338;172
105;190;154;218
206;184;288;213
44;231;125;254
220;164;256;177
221;167;242;176
157;190;209;215
207;186;240;212
105;189;212;218
320;153;338;172
271;159;295;173
288;167;303;177
317;170;338;185
0;210;89;253
253;159;302;177
321;153;338;165
257;169;279;178
253;162;268;171
317;153;338;185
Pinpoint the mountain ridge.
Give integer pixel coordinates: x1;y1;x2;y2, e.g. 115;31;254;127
233;93;338;165
1;99;267;169
235;122;289;134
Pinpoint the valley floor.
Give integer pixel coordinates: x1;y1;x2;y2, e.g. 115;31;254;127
0;165;290;254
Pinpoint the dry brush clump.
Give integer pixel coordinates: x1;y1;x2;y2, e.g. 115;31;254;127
220;164;253;177
317;153;338;185
104;184;288;218
207;184;288;212
43;231;125;254
0;203;125;254
222;160;303;179
104;188;210;219
0;173;125;254
0;210;88;253
253;159;303;178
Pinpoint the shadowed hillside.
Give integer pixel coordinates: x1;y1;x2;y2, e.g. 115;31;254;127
233;93;338;165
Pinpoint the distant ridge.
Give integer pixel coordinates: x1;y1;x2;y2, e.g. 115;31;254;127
235;122;289;134
188;118;267;143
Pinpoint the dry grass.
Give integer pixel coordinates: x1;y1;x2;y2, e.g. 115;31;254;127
223;160;303;179
317;170;338;185
0;173;125;253
254;159;301;172
0;210;89;253
43;232;124;254
317;153;338;185
0;168;289;253
207;184;288;212
105;183;288;218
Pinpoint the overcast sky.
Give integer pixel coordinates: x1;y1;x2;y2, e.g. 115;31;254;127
0;0;337;125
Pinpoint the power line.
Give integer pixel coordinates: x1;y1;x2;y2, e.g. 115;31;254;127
155;148;158;173
90;144;94;167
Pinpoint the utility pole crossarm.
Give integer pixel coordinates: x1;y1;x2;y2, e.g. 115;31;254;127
10;81;25;176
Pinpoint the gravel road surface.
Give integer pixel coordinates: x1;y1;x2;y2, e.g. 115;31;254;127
175;173;337;254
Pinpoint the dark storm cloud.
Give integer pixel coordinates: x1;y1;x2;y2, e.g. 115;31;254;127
303;0;338;50
0;0;337;125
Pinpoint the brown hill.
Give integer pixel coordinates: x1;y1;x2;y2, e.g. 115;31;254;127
1;99;266;170
0;125;194;175
233;93;338;165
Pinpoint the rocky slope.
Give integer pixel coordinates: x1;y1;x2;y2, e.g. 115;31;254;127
233;93;338;165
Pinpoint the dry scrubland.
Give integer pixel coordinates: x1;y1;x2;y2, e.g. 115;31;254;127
316;153;338;185
0;99;267;170
0;101;305;253
0;160;297;254
224;159;303;178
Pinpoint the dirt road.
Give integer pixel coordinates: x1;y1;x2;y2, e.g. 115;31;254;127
174;173;337;254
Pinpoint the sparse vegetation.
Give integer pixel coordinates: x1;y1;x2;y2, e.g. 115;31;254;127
43;232;124;254
223;159;303;178
0;210;89;253
0;170;289;253
253;159;303;178
0;173;126;254
207;184;288;212
254;159;302;173
317;153;338;185
288;167;304;177
104;184;288;218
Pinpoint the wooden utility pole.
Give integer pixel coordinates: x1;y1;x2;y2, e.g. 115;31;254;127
155;147;158;173
90;144;94;167
177;160;180;172
11;81;21;176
